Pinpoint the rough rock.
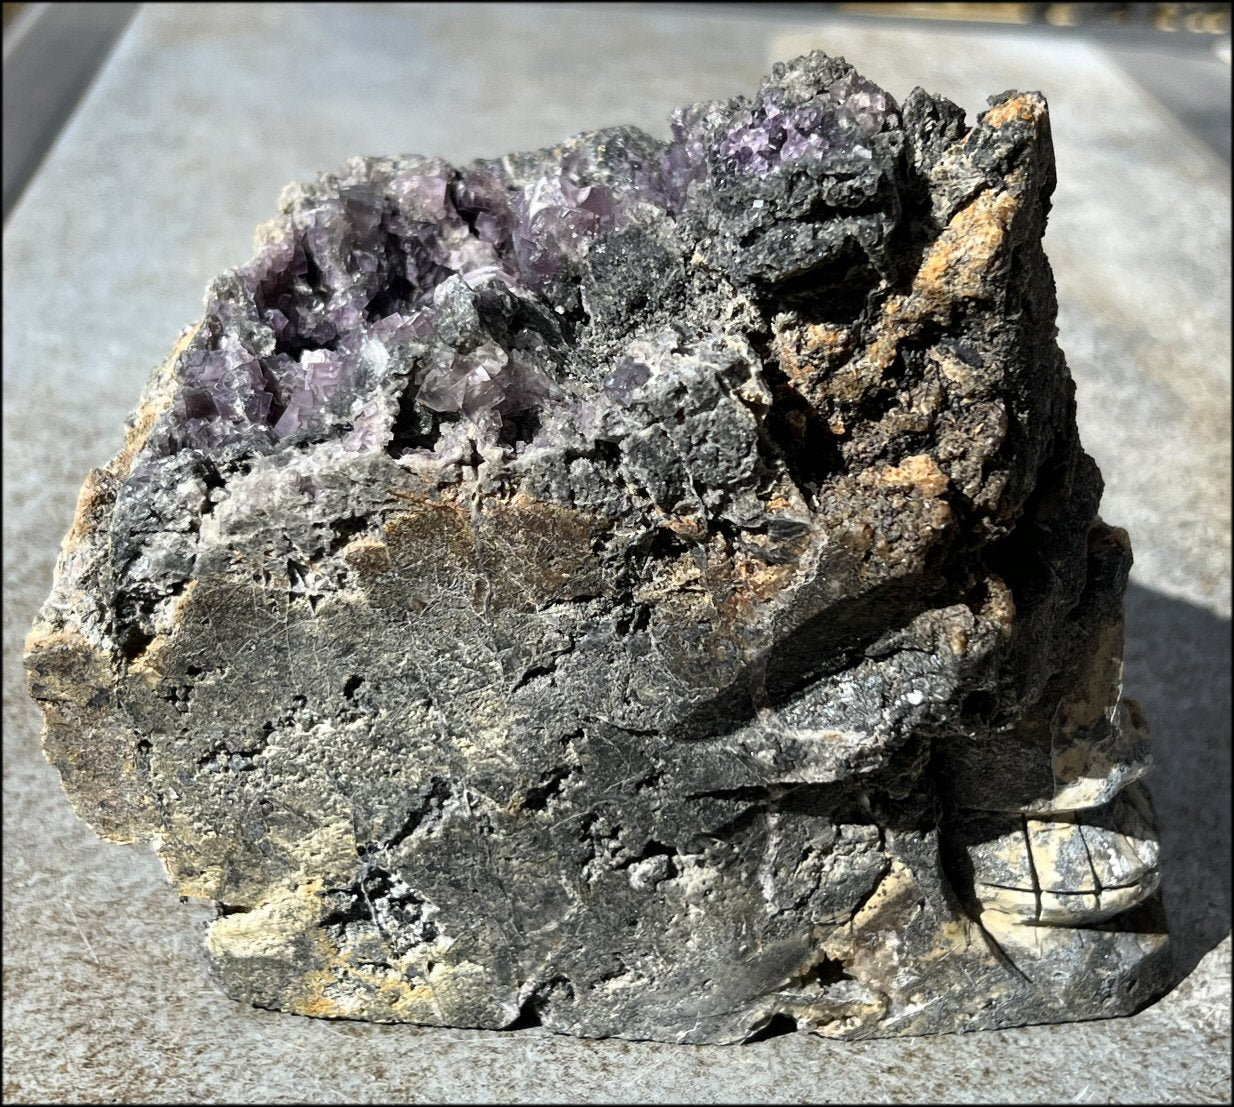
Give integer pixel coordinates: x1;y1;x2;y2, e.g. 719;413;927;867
25;51;1170;1043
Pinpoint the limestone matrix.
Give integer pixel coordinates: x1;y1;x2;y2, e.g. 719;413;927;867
26;52;1170;1043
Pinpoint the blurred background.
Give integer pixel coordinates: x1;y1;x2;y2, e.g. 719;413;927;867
3;4;1229;1104
4;1;1229;219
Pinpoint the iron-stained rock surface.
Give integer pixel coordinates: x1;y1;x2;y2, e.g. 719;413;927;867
25;52;1169;1043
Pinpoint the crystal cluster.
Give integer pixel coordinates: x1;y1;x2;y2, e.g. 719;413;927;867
717;71;893;172
26;52;1170;1044
151;62;900;461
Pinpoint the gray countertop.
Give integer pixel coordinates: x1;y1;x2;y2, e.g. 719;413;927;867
3;4;1229;1102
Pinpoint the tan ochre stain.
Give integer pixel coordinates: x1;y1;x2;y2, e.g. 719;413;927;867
867;454;950;498
901;188;1020;314
981;95;1044;129
767;94;1043;474
113;324;200;479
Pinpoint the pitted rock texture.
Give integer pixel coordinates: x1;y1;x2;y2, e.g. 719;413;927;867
25;52;1170;1044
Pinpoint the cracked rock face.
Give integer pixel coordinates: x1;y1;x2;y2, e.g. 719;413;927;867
26;52;1170;1043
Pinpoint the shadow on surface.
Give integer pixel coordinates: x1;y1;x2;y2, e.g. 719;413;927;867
1123;582;1232;985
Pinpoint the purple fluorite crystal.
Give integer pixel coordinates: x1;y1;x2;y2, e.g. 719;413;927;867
150;53;904;464
717;70;895;174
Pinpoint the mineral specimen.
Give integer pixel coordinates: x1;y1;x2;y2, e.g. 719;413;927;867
26;52;1171;1043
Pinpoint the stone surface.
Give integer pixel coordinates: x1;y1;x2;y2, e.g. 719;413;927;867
4;4;1229;1095
23;48;1175;1045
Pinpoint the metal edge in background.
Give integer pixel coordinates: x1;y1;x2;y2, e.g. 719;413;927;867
3;2;139;222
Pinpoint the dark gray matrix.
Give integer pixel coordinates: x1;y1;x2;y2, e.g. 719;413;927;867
26;53;1169;1042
